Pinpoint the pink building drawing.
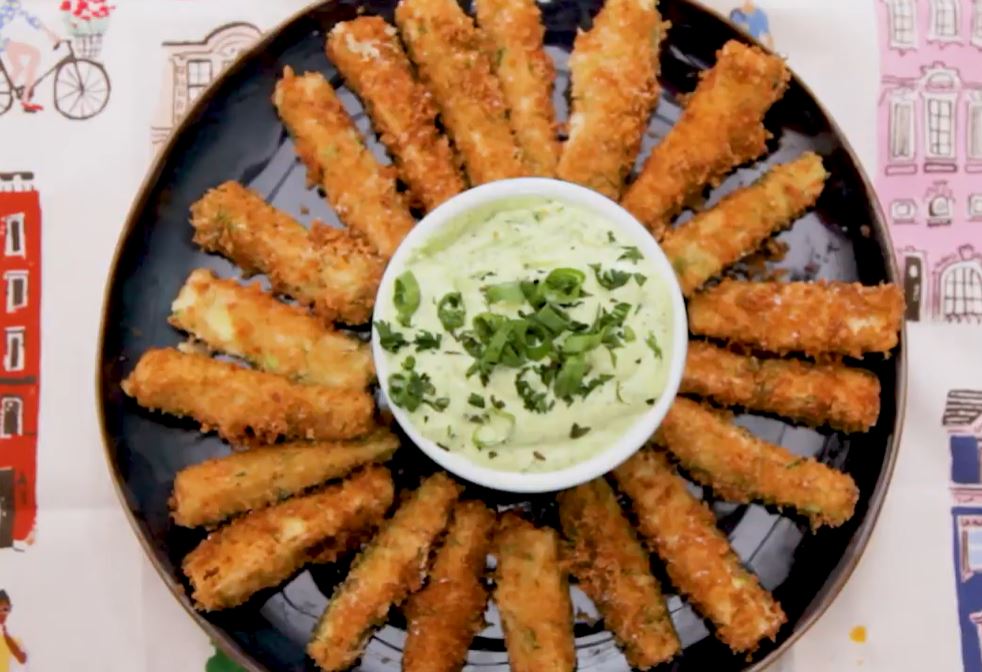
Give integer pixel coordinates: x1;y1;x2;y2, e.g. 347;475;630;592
877;0;982;323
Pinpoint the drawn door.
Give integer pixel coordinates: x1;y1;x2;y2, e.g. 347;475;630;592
903;255;922;321
0;468;14;548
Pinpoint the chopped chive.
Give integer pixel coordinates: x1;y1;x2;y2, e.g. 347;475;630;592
394;271;420;326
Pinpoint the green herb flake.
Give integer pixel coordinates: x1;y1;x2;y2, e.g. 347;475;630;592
394;271;421;326
468;393;486;408
413;330;442;351
570;423;591;439
590;264;632;290
619;246;643;263
376;320;408;353
437;292;466;332
645;332;663;359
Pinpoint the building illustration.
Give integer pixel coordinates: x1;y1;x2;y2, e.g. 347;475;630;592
150;22;263;150
0;173;41;552
877;0;982;322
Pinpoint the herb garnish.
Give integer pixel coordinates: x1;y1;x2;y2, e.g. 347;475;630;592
570;423;591;439
394;271;420;326
376;321;407;353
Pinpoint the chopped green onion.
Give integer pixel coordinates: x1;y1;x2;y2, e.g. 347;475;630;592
375;320;408;353
544;267;586;303
646;332;663;359
473;312;508;342
437;292;466;332
472;407;515;449
623;325;636;342
531;304;569;335
590;264;632;290
482;281;525;305
394;271;420;326
554;354;589;399
516;321;552;360
520;280;546;308
561;330;604;354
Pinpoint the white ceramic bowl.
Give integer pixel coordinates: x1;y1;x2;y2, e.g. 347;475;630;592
372;178;687;493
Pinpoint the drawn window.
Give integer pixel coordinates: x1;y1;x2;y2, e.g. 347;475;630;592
186;59;213;102
890;98;915;161
3;328;23;373
4;272;27;313
970;101;982;161
964;527;982;578
931;0;960;39
969;195;982;219
927;97;955;158
889;0;917;47
3;213;24;257
0;397;22;438
942;263;982;322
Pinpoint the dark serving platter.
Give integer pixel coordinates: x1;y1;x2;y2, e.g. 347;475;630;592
97;0;906;670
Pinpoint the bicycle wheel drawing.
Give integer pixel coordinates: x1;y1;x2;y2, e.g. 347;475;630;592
0;73;14;116
53;59;110;120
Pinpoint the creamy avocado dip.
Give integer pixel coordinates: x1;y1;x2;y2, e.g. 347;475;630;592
375;196;674;473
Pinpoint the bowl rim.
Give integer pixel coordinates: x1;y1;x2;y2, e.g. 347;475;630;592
94;0;908;670
371;177;689;493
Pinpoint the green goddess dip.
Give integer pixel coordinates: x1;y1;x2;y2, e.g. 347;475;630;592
375;197;674;473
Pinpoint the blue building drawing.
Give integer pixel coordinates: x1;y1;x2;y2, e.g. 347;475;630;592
946;389;982;672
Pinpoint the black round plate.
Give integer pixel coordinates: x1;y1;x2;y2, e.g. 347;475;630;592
98;1;904;670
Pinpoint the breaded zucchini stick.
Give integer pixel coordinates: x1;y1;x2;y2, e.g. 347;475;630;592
474;0;560;177
613;449;786;652
687;280;905;357
656;398;859;529
308;472;461;672
682;340;881;432
557;479;679;669
403;501;496;672
556;0;664;199
662;153;828;295
622;41;791;238
183;465;393;611
273;67;414;257
121;348;374;443
190;181;382;324
326;18;464;211
169;269;374;389
395;0;525;185
171;429;399;528
493;513;575;672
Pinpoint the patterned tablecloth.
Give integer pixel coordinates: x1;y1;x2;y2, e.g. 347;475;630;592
0;0;978;670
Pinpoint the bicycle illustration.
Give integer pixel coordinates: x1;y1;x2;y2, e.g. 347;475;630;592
0;39;110;119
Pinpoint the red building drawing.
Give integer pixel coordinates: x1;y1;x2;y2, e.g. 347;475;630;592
0;172;41;550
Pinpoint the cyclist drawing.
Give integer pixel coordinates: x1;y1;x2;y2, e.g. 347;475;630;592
0;0;61;112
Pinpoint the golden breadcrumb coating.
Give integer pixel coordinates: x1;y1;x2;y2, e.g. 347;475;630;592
395;0;526;185
327;17;464;211
557;0;665;199
273;67;415;257
687;280;905;357
558;479;679;669
183;465;393;610
171;429;399;528
308;472;461;672
403;501;497;672
169;269;374;389
656;398;859;529
613;449;786;653
682;340;881;432
493;513;575;672
120;348;374;444
662;152;827;295
475;0;560;177
190;181;383;325
622;40;790;238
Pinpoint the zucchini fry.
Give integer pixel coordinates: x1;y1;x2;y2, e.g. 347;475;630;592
622;41;791;238
308;472;461;672
557;479;679;669
169;269;374;389
682;340;881;432
273;67;415;257
475;0;560;176
613;449;786;653
327;17;464;211
662;153;828;295
183;465;393;611
121;348;374;444
493;513;575;672
190;181;382;325
403;500;497;672
656;398;859;529
171;429;399;528
556;0;664;199
395;0;525;185
687;280;905;357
